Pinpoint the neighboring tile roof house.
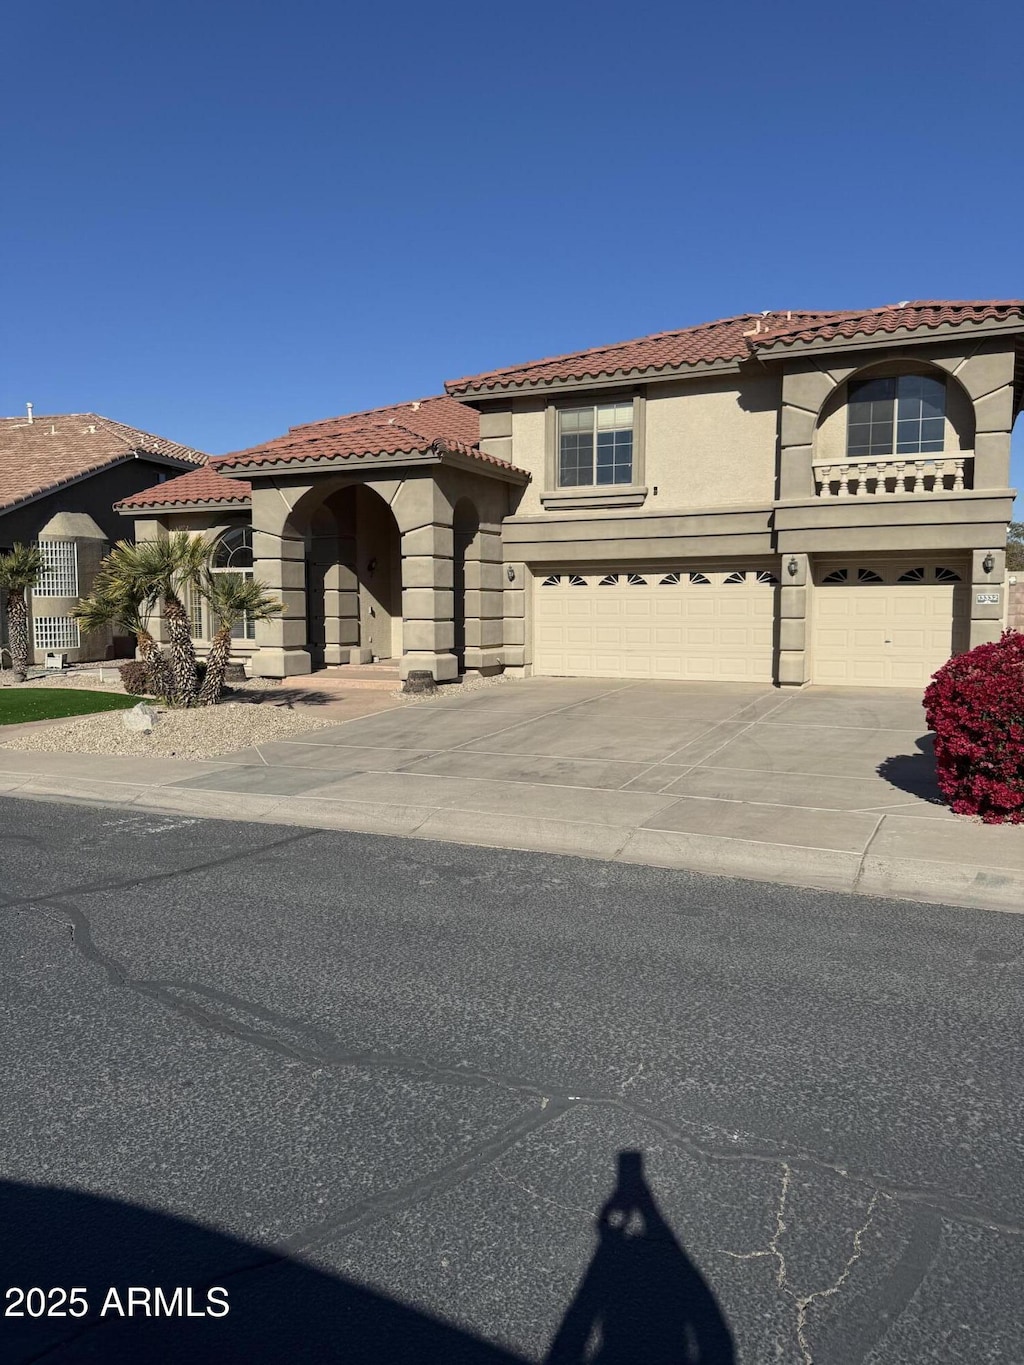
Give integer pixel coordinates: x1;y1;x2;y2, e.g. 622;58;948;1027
445;300;1024;395
216;394;527;476
116;459;252;511
0;412;206;514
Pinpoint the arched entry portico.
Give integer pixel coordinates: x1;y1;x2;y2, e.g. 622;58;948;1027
244;463;514;682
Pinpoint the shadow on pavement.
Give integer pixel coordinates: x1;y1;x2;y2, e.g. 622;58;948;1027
877;734;946;806
0;1152;733;1363
547;1151;734;1364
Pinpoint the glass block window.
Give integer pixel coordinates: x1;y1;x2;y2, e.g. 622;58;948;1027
558;402;634;487
34;541;78;598
33;616;80;650
847;375;945;457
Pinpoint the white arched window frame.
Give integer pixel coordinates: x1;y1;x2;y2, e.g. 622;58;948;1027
209;527;256;641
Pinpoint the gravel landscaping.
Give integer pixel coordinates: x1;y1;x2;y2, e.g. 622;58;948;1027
0;700;333;760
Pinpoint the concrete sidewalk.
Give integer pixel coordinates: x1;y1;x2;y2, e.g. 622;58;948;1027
1;678;1022;914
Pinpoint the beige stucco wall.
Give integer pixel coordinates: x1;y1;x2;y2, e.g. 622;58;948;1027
502;370;779;517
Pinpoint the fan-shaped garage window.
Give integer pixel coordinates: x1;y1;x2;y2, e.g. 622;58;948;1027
688;572;711;585
857;568;884;583
659;572;682;586
934;566;962;582
723;572;746;585
896;567;926;583
598;574;620;586
754;570;779;585
822;569;849;584
568;575;587;587
626;574;647;586
541;575;561;587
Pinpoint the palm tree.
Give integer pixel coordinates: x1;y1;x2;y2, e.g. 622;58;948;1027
197;573;282;705
74;535;209;706
72;557;175;702
120;534;210;705
0;543;44;681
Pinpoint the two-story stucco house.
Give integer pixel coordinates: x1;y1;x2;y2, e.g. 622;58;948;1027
117;300;1022;689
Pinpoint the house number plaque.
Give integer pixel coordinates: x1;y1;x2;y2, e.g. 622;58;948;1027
975;592;1000;604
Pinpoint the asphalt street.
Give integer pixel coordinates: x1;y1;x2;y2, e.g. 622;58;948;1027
0;793;1021;1363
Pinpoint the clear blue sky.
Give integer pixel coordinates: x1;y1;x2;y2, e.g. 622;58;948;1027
2;0;1021;501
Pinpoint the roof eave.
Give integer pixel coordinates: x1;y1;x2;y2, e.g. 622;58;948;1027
447;355;747;402
0;450;201;519
751;316;1024;361
116;496;252;516
217;443;530;484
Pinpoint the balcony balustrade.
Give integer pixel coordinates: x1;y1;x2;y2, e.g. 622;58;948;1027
812;455;971;498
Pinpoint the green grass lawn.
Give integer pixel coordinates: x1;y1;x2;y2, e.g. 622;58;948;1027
0;688;143;726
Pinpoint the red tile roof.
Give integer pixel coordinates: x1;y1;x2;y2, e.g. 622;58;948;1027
445;300;1024;395
746;300;1024;352
0;413;205;513
116;459;251;511
217;394;528;477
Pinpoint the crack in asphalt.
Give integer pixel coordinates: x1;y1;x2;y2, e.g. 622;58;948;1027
722;1166;883;1364
5;877;1022;1251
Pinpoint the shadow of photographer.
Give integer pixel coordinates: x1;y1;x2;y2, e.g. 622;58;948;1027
0;1151;733;1363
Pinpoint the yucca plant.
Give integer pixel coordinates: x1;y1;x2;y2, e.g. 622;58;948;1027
72;556;175;702
197;573;282;705
0;543;44;681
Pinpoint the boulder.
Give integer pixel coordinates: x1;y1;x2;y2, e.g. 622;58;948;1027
123;702;159;733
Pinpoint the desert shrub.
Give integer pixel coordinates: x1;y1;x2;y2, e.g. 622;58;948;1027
118;660;152;696
924;630;1024;823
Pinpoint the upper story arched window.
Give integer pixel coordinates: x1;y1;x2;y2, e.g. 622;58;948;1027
847;373;945;458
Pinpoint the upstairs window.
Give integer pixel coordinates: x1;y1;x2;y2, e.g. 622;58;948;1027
847;375;946;458
558;402;633;487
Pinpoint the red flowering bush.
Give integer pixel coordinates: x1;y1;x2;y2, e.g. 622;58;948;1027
923;630;1024;823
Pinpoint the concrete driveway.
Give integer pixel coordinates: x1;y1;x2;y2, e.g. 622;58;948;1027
3;677;1021;910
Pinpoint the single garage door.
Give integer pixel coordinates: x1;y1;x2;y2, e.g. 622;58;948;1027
532;566;777;682
811;560;970;687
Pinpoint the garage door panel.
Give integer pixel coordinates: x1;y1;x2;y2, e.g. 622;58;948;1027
534;568;776;682
811;561;967;687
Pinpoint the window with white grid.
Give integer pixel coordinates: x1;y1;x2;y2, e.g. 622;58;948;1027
33;616;81;651
34;540;79;598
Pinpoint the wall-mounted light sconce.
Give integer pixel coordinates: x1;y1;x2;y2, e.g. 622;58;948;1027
506;565;516;583
786;556;799;577
982;552;995;575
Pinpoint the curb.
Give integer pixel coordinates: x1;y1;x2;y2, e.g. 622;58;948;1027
2;771;1022;917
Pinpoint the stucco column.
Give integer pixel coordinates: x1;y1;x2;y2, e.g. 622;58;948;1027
968;547;1006;649
248;486;311;678
399;522;458;682
463;524;505;675
133;517;169;647
501;559;531;677
777;553;809;686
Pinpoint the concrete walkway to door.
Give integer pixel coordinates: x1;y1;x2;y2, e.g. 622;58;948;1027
1;678;1022;913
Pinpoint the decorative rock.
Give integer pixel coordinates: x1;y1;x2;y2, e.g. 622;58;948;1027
402;669;437;695
123;701;159;732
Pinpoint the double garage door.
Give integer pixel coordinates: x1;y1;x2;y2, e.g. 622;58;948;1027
810;559;970;687
532;558;971;687
533;566;777;682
